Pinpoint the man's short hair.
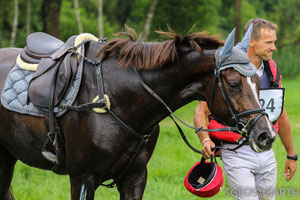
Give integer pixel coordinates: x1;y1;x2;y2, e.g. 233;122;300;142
243;18;277;40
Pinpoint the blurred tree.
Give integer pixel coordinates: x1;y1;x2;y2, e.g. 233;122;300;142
0;0;5;47
142;0;158;41
234;0;241;44
274;0;300;48
98;0;104;38
26;0;31;35
116;0;132;29
127;0;223;40
101;0;132;29
10;0;19;46
74;0;83;33
42;0;62;37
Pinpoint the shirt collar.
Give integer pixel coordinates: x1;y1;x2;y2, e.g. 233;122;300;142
256;62;264;77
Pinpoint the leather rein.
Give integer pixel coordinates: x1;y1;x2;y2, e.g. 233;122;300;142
133;63;267;153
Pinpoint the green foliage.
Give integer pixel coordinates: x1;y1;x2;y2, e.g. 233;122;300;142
59;0;118;40
125;0;150;35
0;0;299;76
273;45;300;78
149;0;223;39
274;0;300;48
0;0;15;47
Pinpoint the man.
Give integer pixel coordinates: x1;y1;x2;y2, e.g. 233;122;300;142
194;18;297;199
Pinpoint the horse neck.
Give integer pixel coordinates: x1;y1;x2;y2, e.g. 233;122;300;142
79;44;215;133
108;61;214;132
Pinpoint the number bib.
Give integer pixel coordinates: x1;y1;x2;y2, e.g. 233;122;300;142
259;88;285;122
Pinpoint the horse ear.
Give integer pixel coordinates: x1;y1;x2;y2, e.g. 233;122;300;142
220;28;236;58
236;23;253;52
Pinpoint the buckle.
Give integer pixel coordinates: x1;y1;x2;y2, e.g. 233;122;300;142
143;135;150;143
61;104;67;109
236;118;253;142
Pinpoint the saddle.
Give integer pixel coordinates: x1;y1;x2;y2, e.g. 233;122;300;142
16;32;100;168
20;32;78;108
18;32;82;167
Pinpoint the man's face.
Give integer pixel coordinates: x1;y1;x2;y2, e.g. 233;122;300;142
252;28;277;61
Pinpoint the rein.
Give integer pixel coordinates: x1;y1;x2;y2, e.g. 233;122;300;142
134;64;267;153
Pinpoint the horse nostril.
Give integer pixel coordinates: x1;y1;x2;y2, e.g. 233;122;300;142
256;132;271;146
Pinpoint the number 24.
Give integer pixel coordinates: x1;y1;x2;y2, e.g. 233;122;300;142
260;98;275;112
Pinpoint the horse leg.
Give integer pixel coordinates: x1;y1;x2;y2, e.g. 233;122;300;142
117;168;147;200
70;175;97;200
0;145;17;200
117;126;159;200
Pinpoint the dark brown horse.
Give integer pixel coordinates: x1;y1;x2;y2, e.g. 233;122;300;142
0;27;275;199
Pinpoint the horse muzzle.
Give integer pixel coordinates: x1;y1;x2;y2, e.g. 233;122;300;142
248;127;276;153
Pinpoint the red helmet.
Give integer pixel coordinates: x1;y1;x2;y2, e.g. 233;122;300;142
184;156;223;198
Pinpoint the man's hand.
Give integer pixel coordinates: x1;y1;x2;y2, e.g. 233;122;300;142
202;138;215;159
284;159;297;181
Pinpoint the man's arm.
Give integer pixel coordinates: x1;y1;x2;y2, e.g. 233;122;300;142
277;107;297;181
194;101;215;159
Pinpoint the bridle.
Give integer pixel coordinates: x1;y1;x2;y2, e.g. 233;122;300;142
207;65;268;150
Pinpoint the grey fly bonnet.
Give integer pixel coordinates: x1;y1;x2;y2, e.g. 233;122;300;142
215;24;256;76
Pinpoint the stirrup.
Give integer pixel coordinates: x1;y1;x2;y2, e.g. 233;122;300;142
42;137;58;164
42;150;58;163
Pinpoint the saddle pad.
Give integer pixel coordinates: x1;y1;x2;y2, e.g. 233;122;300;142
1;49;84;117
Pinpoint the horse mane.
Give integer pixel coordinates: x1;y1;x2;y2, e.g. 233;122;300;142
99;25;224;70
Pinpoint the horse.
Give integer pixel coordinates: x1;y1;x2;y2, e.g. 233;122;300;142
0;26;276;199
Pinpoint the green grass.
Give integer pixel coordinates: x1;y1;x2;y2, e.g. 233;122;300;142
11;76;300;199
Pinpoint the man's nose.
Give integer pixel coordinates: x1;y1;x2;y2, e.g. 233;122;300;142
271;43;276;51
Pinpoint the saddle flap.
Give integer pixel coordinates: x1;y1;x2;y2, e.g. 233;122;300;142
55;54;78;104
28;53;77;108
28;60;60;108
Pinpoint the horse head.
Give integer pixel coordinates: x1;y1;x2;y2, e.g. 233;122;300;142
206;25;276;152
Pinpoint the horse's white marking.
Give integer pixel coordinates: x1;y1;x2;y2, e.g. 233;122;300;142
246;77;260;104
246;77;276;138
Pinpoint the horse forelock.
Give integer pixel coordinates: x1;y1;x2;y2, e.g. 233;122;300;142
98;28;223;70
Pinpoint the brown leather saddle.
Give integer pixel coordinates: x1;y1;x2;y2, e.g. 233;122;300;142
20;32;78;109
19;32;83;166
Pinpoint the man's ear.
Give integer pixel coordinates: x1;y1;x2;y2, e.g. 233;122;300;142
249;37;255;48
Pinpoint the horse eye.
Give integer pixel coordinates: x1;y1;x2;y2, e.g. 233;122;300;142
228;82;239;88
227;82;241;93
